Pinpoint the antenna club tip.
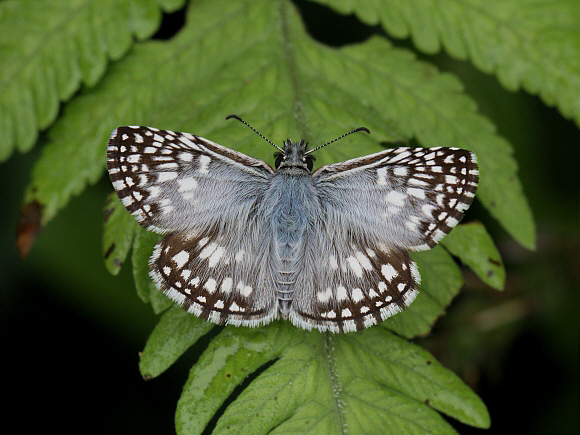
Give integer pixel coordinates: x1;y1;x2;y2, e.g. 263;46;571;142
358;127;371;134
225;114;239;120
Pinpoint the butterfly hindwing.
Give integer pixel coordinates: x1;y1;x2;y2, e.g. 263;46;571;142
286;146;478;332
108;126;279;327
150;226;278;327
289;231;420;332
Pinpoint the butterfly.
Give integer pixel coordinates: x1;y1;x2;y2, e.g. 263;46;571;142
107;115;479;333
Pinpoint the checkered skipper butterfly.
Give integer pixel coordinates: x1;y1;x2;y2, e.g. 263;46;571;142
107;115;478;333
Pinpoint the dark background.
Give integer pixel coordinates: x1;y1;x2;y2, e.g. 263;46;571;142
1;2;578;433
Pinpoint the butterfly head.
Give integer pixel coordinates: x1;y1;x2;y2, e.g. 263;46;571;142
274;139;315;172
226;114;370;174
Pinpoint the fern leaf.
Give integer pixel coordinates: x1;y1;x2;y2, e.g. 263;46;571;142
0;0;185;162
18;1;551;430
131;227;173;312
314;0;580;127
139;306;215;379
174;325;489;434
175;324;296;434
24;0;532;251
442;222;506;290
102;193;137;275
328;36;535;249
383;246;463;338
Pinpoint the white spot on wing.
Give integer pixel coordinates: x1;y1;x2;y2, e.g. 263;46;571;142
204;279;217;293
199;242;217;259
408;187;425;199
355;251;372;270
208;246;226;267
393;166;408;176
222;278;233;293
351;288;364;303
178;177;198;192
336;286;348;301
381;264;398;281
172;251;189;268
376;167;388;185
179;152;193;162
317;288;332;302
158;172;178;182
386;190;406;206
198;155;211;174
329;255;338;270
346;256;363;277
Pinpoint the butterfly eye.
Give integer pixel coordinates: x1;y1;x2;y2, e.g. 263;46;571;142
305;155;315;172
274;152;284;168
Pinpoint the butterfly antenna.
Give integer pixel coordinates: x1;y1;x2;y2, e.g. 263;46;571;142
226;114;284;152
304;127;370;155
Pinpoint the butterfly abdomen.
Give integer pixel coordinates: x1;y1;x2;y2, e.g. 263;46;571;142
267;174;318;316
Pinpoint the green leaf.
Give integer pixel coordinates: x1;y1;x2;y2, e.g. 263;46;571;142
442;222;506;291
102;193;137;275
314;0;580;128
17;0;554;431
139;306;215;379
132;226;172;313
384;246;463;338
179;326;489;434
325;36;535;249
176;323;296;435
23;0;533;251
0;0;185;162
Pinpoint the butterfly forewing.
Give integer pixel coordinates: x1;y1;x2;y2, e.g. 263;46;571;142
107;126;274;234
107;126;278;327
314;147;479;251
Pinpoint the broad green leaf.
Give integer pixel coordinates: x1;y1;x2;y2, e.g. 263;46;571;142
131;226;172;313
23;0;533;252
139;306;215;379
176;323;297;435
102;193;137;275
181;326;489;434
442;222;506;290
0;0;185;162
384;246;463;338
17;0;544;430
314;0;580;128
318;36;535;249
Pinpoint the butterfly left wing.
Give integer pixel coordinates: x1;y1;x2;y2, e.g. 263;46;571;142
150;227;279;328
107;126;275;234
288;146;478;332
107;126;280;327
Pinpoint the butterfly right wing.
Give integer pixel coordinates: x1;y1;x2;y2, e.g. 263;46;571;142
289;146;478;332
107;126;279;327
313;146;479;251
289;231;420;333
